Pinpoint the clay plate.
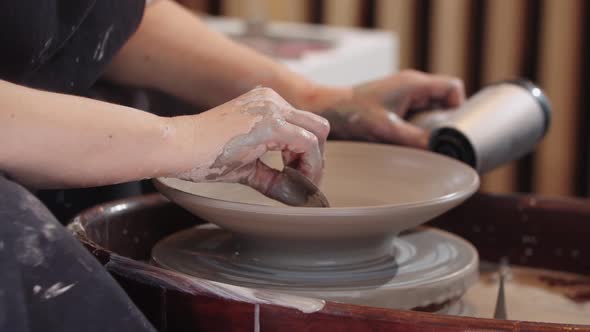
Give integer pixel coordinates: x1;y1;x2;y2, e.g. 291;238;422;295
154;142;479;244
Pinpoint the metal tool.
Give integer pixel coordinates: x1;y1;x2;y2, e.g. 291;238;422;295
493;258;510;320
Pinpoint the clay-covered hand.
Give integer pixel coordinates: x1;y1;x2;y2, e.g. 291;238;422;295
175;87;330;206
317;70;465;148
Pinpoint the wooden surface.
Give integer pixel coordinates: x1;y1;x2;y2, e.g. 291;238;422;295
222;0;308;22
427;0;471;84
323;0;361;27
71;193;590;331
429;193;590;275
175;0;209;12
375;0;416;69
534;0;583;195
478;0;527;193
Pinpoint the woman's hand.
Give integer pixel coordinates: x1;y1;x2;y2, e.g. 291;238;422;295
174;87;330;205
109;3;461;150
308;70;465;149
0;80;327;208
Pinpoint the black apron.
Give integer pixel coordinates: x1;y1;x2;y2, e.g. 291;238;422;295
0;2;156;331
0;0;145;94
1;0;149;221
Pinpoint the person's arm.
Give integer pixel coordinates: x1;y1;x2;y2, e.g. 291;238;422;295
0;81;328;205
0;79;188;188
105;0;348;110
105;0;465;148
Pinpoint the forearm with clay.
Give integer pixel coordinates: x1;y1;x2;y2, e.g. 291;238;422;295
104;0;349;111
174;87;330;206
0;81;328;205
104;2;466;149
0;80;190;188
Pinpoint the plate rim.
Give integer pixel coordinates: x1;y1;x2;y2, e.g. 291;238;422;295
154;142;480;215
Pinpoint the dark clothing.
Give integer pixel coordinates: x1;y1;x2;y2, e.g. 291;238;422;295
0;175;156;332
0;0;150;221
0;0;145;94
0;1;155;331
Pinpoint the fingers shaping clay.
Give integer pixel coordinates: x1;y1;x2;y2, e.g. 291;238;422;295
268;167;330;208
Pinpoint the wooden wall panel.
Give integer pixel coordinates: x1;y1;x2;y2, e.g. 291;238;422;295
534;0;583;195
265;0;308;22
323;0;362;26
479;0;527;193
427;0;471;82
221;0;251;18
222;0;307;22
375;0;417;69
176;0;209;12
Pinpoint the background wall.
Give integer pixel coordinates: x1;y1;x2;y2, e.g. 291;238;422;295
175;0;589;198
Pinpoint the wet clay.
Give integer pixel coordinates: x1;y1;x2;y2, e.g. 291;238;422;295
319;83;404;142
200;102;326;207
318;75;462;148
538;275;590;304
463;265;590;324
176;87;327;207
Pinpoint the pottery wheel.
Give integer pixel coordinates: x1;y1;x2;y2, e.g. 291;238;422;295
152;224;479;310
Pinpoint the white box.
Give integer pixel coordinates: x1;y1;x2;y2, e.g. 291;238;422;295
205;16;398;87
